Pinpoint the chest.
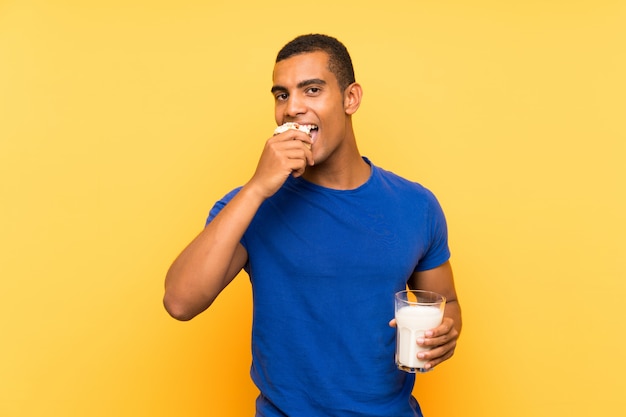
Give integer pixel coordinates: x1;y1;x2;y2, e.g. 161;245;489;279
245;190;430;284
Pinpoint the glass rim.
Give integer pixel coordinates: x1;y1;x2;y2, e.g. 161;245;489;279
395;289;446;305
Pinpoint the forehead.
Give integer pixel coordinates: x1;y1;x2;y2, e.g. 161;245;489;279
272;51;338;88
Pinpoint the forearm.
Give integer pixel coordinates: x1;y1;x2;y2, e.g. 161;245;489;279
163;184;265;320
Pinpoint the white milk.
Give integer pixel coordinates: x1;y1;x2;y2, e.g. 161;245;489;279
395;305;444;371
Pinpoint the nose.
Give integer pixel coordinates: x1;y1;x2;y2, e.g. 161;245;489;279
284;94;306;118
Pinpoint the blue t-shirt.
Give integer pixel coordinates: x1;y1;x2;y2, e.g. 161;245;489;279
208;158;450;417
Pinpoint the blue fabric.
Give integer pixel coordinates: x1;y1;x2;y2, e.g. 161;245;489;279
207;158;450;417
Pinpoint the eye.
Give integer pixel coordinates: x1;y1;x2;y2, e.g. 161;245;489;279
275;92;288;101
306;87;321;95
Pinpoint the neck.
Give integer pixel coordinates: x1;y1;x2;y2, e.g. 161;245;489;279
302;152;371;190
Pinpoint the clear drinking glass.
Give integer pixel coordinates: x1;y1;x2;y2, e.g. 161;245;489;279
395;290;446;373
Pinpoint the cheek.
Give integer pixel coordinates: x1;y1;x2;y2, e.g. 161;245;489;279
315;101;342;123
274;107;283;124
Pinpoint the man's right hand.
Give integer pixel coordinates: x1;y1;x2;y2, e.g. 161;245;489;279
247;130;314;199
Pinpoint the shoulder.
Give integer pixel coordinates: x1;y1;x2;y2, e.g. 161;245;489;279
366;161;445;219
370;161;437;199
206;186;243;224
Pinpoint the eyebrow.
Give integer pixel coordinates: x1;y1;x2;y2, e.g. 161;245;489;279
271;78;327;94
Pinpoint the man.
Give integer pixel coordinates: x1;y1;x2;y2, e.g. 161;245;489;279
164;34;461;417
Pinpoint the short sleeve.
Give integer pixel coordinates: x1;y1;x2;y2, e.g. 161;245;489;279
415;190;451;272
205;187;243;226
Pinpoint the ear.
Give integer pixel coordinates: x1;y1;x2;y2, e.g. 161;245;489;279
343;83;363;115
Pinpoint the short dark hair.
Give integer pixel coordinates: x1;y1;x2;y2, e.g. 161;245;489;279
276;34;356;91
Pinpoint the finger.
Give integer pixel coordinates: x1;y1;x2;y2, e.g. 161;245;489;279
270;133;314;163
287;159;307;178
265;138;310;162
304;145;314;166
292;136;314;155
424;317;454;338
418;339;457;369
388;318;397;328
291;131;314;151
261;136;313;181
286;151;311;178
287;138;314;165
422;348;454;370
419;326;459;349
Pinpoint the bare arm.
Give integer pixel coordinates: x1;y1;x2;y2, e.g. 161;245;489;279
163;186;263;321
163;130;313;321
407;260;462;369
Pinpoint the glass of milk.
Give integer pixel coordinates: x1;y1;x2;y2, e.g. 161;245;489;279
395;290;446;373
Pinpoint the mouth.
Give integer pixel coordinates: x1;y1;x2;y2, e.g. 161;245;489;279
274;122;319;143
301;124;319;142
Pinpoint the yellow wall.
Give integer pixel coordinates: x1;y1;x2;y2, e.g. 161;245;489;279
1;1;624;416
